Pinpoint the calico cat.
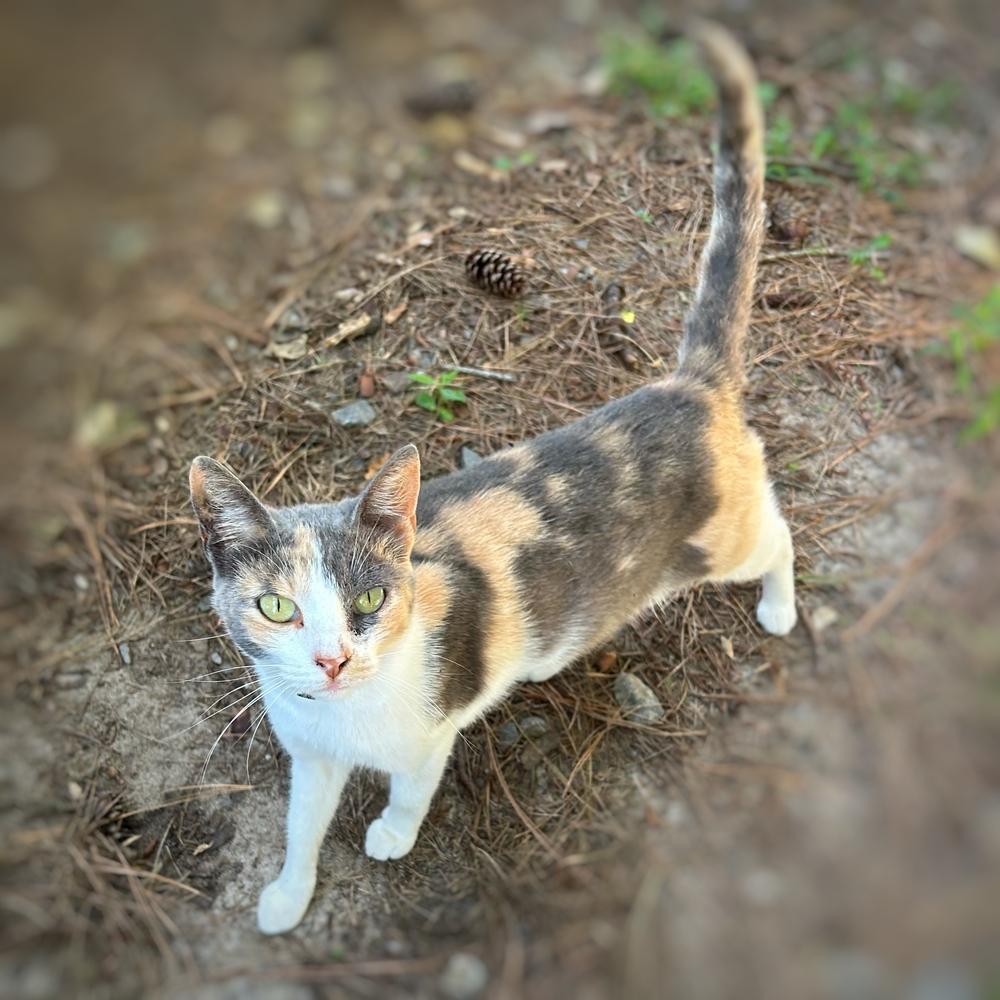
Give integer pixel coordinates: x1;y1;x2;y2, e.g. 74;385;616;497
188;22;795;935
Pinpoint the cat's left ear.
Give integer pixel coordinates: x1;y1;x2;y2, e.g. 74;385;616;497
356;444;421;558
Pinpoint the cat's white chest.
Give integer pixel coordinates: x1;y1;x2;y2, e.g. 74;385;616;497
263;684;434;774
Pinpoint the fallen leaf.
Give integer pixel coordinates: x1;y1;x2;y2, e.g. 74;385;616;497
192;843;212;857
720;636;735;659
595;650;617;672
540;158;570;174
454;150;503;183
385;300;409;326
365;452;390;480
264;333;309;360
324;312;379;348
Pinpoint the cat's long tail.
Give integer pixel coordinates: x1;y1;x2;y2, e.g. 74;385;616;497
677;21;765;385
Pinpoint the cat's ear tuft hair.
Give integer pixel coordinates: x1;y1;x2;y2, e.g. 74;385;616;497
357;444;421;557
189;456;273;556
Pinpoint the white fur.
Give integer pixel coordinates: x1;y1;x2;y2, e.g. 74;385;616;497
713;486;797;635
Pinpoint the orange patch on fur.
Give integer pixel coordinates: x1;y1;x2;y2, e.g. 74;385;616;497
688;388;767;576
415;487;545;680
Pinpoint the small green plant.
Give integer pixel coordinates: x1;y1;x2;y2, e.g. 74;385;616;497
765;114;822;182
409;369;467;423
767;65;959;199
847;233;893;280
493;150;537;171
934;286;1000;441
633;207;654;223
602;32;713;117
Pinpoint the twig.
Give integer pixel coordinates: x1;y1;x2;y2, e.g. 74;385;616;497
450;364;518;383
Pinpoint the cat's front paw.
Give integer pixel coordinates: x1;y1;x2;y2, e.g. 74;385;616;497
257;875;315;935
365;815;417;861
756;596;797;636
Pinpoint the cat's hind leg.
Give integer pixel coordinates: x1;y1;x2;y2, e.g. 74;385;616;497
715;487;797;636
754;509;797;636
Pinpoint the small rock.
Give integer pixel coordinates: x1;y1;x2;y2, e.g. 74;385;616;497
53;671;87;690
276;305;307;333
613;673;665;724
332;399;377;427
322;174;356;200
460;446;483;469
381;371;413;394
245;190;287;230
440;952;488;999
210;651;223;666
812;605;839;632
954;225;1000;270
67;780;83;802
496;720;520;748
117;642;131;666
73;574;89;592
519;715;548;738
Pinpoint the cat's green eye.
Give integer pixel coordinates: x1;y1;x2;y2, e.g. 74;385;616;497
258;593;298;623
353;587;385;615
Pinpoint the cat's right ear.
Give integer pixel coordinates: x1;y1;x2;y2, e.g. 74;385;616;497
189;456;273;557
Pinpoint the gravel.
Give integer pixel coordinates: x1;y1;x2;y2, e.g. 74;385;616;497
613;673;665;724
332;399;377;427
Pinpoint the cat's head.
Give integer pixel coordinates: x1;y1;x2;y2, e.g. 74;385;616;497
188;445;421;700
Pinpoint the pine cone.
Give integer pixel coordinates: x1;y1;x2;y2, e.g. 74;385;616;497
465;248;527;298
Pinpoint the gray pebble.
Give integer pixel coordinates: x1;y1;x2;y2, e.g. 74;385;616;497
613;673;665;724
210;651;223;666
381;371;413;394
519;714;548;738
460;446;483;469
117;642;131;666
496;720;520;748
53;671;88;690
332;399;377;427
440;952;488;999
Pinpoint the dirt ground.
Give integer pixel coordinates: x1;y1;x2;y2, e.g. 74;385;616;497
1;1;999;998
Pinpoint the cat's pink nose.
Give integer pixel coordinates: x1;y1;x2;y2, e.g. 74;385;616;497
315;653;349;680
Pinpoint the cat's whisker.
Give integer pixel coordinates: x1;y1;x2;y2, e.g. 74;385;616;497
244;706;273;783
198;689;272;787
